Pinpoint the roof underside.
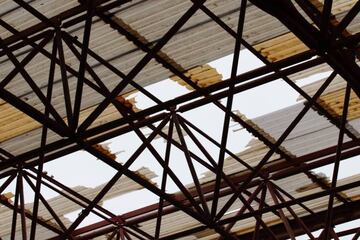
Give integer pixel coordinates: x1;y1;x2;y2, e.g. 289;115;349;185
0;0;359;239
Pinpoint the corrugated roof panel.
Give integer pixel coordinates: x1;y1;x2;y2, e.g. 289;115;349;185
0;1;359;239
0;167;157;238
136;173;323;239
0;0;357;159
247;103;355;156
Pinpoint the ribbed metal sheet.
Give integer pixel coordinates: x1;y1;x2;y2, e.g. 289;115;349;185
0;167;157;239
248;103;354;156
0;1;359;239
0;0;357;158
127;173;356;239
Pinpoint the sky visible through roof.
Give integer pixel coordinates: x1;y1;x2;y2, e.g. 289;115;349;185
1;49;359;239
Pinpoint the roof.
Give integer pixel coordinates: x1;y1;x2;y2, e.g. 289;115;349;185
0;0;359;239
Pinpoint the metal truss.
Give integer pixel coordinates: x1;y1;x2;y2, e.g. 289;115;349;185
0;0;359;239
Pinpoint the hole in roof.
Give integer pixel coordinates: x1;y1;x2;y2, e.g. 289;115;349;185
296;70;333;88
103;188;159;215
295;219;360;240
64;209;102;229
313;155;360;181
126;78;191;110
43;151;118;189
230;78;299;119
209;49;265;79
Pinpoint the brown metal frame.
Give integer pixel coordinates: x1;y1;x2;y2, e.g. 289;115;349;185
0;0;360;239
